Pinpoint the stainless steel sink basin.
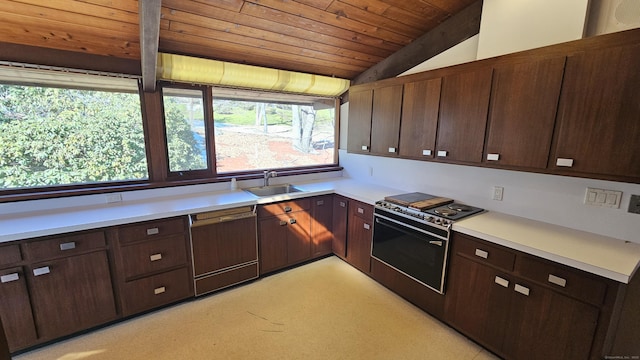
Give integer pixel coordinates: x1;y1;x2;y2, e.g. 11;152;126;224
243;184;303;197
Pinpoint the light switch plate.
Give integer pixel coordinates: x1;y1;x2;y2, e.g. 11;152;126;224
629;195;640;214
584;188;622;208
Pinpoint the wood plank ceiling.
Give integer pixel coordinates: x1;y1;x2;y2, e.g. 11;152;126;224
0;0;479;81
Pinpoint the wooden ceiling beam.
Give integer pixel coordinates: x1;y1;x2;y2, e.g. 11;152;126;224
352;0;483;85
139;0;161;92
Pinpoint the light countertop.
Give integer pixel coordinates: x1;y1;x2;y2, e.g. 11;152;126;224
2;178;640;283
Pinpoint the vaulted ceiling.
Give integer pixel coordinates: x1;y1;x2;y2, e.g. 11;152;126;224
0;0;481;83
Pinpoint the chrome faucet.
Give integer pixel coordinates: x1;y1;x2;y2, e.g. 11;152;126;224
263;170;277;186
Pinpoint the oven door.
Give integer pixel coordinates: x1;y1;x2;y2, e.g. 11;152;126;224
371;214;449;294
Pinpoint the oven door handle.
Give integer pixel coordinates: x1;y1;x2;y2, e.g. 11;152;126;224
375;217;445;245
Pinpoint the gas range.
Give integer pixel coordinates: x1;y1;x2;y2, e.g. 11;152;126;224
374;192;484;229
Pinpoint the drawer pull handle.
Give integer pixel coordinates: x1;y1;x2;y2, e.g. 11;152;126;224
59;241;76;251
514;284;530;296
548;274;567;287
339;201;346;207
361;145;369;151
487;153;500;161
1;273;19;283
279;220;288;226
154;286;166;295
363;223;370;230
422;149;432;156
494;276;509;288
475;249;489;259
388;147;396;153
317;200;324;206
556;158;574;167
357;207;364;214
147;227;160;235
33;266;51;276
284;206;292;213
289;218;297;224
150;253;163;262
437;150;448;157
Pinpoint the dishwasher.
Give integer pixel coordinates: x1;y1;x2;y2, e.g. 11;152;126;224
189;206;258;296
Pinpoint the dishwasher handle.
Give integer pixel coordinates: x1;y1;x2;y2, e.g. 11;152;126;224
191;206;256;227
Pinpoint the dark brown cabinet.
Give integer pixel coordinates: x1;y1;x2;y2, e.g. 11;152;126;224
347;89;373;154
23;231;117;342
258;198;312;274
446;232;615;360
485;56;565;169
370;84;403;156
112;217;193;316
345;200;373;274
332;195;349;259
551;43;640;180
436;67;493;163
0;245;37;352
399;78;441;159
311;195;333;258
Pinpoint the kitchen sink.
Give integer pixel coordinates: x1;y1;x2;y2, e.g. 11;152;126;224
243;184;303;197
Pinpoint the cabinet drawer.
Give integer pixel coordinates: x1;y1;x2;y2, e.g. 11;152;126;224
195;262;258;296
0;244;22;267
24;231;106;262
515;255;608;305
120;235;188;279
349;200;373;220
454;234;515;272
118;217;186;244
258;198;311;217
120;267;192;316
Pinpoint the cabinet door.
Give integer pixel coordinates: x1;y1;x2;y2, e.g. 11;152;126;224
552;44;640;178
446;256;512;354
370;84;403;156
399;78;441;159
347;89;373;153
485;57;565;168
503;281;599;360
346;215;372;273
258;216;289;274
286;210;312;265
332;195;348;259
436;68;492;163
0;267;37;351
28;251;117;341
311;195;333;258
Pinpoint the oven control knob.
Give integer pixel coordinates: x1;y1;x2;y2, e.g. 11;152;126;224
434;218;442;225
427;216;434;223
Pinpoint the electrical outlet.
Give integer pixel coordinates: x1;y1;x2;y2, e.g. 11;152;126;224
106;193;122;203
493;186;504;201
629;195;640;214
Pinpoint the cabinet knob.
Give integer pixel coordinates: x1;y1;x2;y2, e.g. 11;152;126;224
279;220;288;226
150;253;163;262
33;266;51;277
494;276;509;288
437;150;448;158
146;227;160;235
487;153;500;161
284;206;292;213
548;274;567;288
1;273;20;283
59;241;76;251
514;284;530;296
289;218;297;225
475;249;489;259
556;158;574;167
154;286;166;295
422;149;432;156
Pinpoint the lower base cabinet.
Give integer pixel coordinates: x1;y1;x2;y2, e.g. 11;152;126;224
345;200;373;274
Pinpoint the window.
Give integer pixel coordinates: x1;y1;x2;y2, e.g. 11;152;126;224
212;89;337;173
0;72;147;190
162;87;209;175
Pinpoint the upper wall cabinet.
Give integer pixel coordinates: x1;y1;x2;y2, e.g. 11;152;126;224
436;68;493;163
551;43;640;180
484;57;566;169
370;85;403;156
399;78;441;159
347;89;373;154
347;85;403;156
